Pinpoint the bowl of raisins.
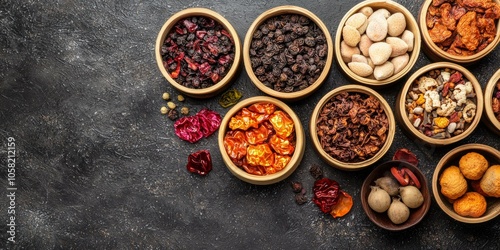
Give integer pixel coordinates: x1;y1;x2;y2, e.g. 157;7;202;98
418;0;500;64
309;85;396;171
395;62;484;146
243;6;333;101
483;68;500;135
218;96;305;185
156;8;242;98
335;0;421;87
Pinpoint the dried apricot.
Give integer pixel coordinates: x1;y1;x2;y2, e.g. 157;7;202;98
439;165;468;200
453;192;487;218
479;165;500;197
459;152;489;180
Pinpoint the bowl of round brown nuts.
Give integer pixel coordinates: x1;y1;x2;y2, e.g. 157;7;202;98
483;68;500;135
432;143;500;223
396;62;484;146
310;84;395;171
218;96;305;185
156;8;242;98
243;6;334;101
335;0;421;87
361;160;431;231
418;0;500;64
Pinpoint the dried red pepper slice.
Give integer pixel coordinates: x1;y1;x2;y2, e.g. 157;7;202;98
186;150;212;176
174;116;204;143
269;134;295;155
248;102;276;115
392;148;418;166
223;130;247;161
245;124;272;145
197;109;222;137
312;178;341;214
402;168;421;189
246;144;275;167
273;154;291;171
269;110;294;139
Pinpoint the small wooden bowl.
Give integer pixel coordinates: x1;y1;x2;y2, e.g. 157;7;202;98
218;96;305;185
155;8;242;98
432;143;500;223
483;69;500;135
334;0;421;87
396;62;484;146
310;85;395;171
361;161;431;231
418;0;500;64
243;6;333;101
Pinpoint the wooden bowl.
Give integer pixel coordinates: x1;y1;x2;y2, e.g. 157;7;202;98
432;143;500;223
334;0;421;87
361;160;431;231
218;96;305;185
243;6;333;101
418;0;500;64
396;62;484;146
155;8;242;98
310;85;395;171
483;68;500;135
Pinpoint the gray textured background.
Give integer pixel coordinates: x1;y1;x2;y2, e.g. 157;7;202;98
1;0;499;249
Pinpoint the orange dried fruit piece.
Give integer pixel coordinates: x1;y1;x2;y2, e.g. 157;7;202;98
439;165;468;200
459;152;489;180
330;190;353;218
453;192;487;218
479;165;500;197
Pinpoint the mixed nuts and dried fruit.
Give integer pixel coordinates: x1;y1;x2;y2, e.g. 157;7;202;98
426;0;500;56
493;80;500;122
249;14;328;92
161;16;235;88
316;91;389;163
405;68;477;139
223;102;296;175
341;7;415;80
439;151;499;218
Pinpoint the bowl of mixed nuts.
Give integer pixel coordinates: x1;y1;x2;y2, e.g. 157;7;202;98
335;0;421;87
396;62;484;146
310;85;395;171
483;68;500;135
243;5;333;101
418;0;500;64
156;8;242;98
218;96;305;185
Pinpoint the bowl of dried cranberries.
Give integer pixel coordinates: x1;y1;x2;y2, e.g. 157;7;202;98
309;84;395;171
418;0;500;64
218;96;305;185
156;8;242;98
243;5;333;101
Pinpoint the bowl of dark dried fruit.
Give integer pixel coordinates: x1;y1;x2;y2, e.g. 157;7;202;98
396;62;484;146
361;160;431;231
243;6;333;101
310;84;395;171
335;0;421;87
418;0;500;64
432;143;500;223
218;96;305;185
156;8;242;98
483;68;500;135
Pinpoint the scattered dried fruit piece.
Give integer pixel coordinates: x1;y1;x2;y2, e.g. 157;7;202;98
330;190;353;218
186;149;212;176
160;106;168;115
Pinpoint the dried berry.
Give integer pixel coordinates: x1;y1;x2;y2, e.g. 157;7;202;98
167;109;179;121
161;16;235;89
291;181;303;193
186;149;212;176
295;193;308;205
309;164;324;180
312;178;340;213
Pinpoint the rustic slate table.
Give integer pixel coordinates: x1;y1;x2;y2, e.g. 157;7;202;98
1;0;499;249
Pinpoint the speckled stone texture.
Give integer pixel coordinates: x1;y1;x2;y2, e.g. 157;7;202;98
1;0;499;249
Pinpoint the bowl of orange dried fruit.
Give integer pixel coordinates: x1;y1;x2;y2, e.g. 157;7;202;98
218;96;305;185
418;0;500;64
432;143;500;223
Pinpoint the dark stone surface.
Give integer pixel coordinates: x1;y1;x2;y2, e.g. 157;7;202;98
0;0;499;249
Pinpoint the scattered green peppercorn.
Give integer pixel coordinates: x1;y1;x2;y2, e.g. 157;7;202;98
180;106;189;115
177;94;185;102
162;92;170;100
167;101;176;109
160;106;168;115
